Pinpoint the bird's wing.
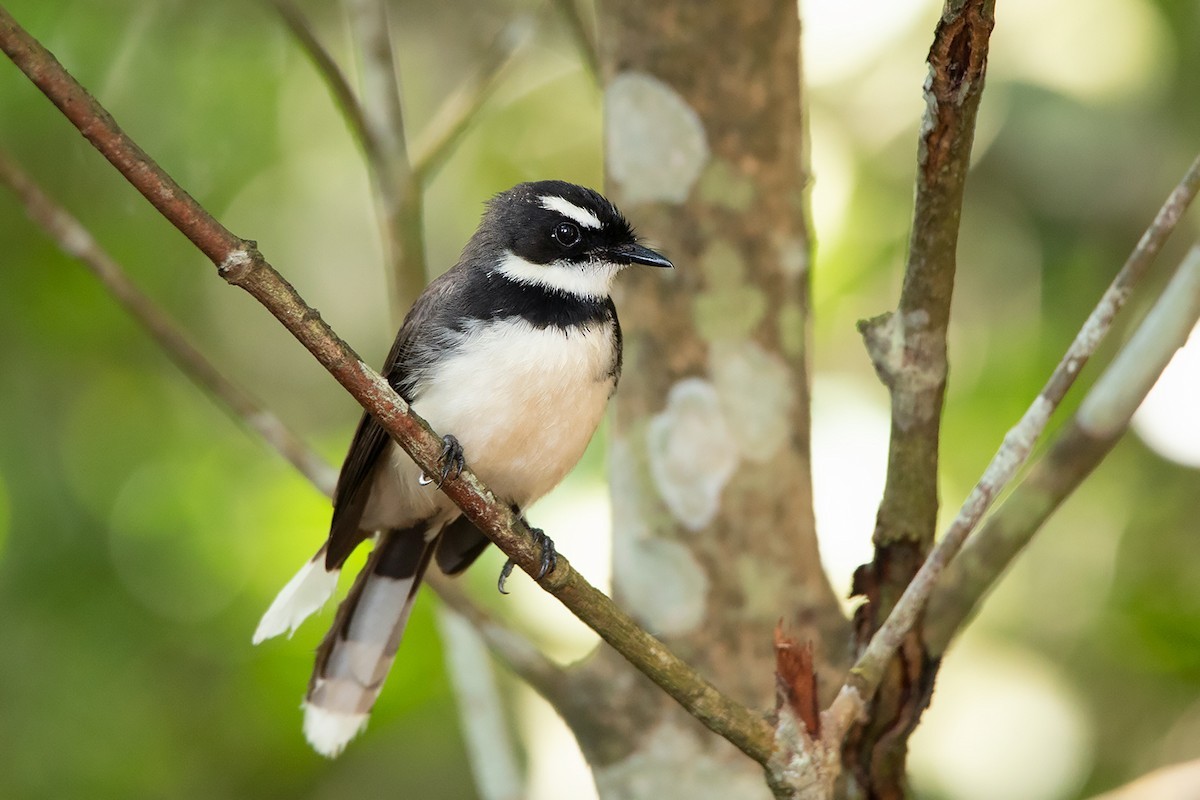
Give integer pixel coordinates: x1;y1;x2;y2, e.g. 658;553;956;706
434;515;490;575
324;269;467;569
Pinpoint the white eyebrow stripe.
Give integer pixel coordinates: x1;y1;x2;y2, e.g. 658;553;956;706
538;195;602;229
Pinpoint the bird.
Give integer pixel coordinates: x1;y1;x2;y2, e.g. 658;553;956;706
251;180;672;757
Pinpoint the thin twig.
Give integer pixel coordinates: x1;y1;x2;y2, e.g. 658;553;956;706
552;0;600;85
267;0;374;160
344;0;427;316
924;242;1200;654
410;14;537;182
428;571;572;708
0;149;338;496
845;154;1200;703
0;8;775;766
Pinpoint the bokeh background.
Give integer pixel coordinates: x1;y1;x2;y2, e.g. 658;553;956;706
1;1;1198;798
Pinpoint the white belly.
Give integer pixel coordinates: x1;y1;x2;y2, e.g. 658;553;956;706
360;318;616;530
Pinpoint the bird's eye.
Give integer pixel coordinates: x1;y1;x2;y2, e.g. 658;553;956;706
552;222;581;247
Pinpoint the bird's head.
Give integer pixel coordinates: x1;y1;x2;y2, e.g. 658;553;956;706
477;180;672;298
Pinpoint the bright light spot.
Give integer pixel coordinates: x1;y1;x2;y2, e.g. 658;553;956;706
808;112;857;255
518;685;598;800
1133;323;1200;468
811;375;890;599
991;0;1169;101
508;483;611;663
109;459;262;621
800;0;936;85
910;639;1093;800
1092;760;1200;800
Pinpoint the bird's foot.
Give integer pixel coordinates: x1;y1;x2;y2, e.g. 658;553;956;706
497;525;558;595
437;434;465;488
420;434;465;488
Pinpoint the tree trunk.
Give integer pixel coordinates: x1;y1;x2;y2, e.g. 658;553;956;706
586;3;849;795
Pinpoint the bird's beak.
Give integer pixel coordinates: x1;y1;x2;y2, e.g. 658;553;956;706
614;243;673;269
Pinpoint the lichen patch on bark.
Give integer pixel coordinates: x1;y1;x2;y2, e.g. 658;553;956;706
711;340;795;463
646;378;739;530
606;71;710;205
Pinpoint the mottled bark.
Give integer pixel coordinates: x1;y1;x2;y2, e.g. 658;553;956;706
594;2;847;796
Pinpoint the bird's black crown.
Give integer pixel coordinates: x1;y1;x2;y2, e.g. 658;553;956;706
478;180;638;267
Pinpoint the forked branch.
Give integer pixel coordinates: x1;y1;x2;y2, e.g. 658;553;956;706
847;153;1200;703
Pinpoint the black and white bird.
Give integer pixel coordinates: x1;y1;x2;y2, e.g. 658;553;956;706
252;180;671;757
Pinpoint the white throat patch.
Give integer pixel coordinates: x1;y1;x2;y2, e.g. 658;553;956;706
494;251;619;299
538;195;602;230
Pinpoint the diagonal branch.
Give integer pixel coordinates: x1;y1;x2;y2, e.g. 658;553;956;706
409;14;536;182
272;1;536;278
0;7;775;767
267;0;373;160
0;144;573;704
843;152;1200;707
344;0;427;316
0;149;338;495
428;571;573;710
552;0;600;85
925;242;1200;654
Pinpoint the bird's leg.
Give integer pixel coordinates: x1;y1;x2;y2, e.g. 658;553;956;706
436;434;465;488
497;509;558;594
418;434;465;487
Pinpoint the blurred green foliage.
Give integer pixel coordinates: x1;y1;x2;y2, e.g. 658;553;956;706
1;1;1198;798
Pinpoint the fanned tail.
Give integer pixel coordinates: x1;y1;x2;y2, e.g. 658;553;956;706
302;527;437;757
253;545;340;644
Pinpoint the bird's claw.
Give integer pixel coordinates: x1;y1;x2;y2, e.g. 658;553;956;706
533;528;558;579
436;434;465;489
497;526;558;594
497;559;516;595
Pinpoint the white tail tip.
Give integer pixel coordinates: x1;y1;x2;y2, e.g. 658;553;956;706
253;557;340;644
303;702;368;758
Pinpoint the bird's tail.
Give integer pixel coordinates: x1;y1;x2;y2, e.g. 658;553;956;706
252;545;340;644
302;527;436;757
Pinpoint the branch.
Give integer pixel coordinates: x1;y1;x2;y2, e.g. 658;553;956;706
0;8;775;767
435;607;526;800
845;153;1200;704
924;242;1200;654
0;144;573;703
0;149;337;496
267;0;373;158
273;1;534;283
344;0;427;315
427;572;572;707
861;0;996;549
409;14;536;182
552;0;600;85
